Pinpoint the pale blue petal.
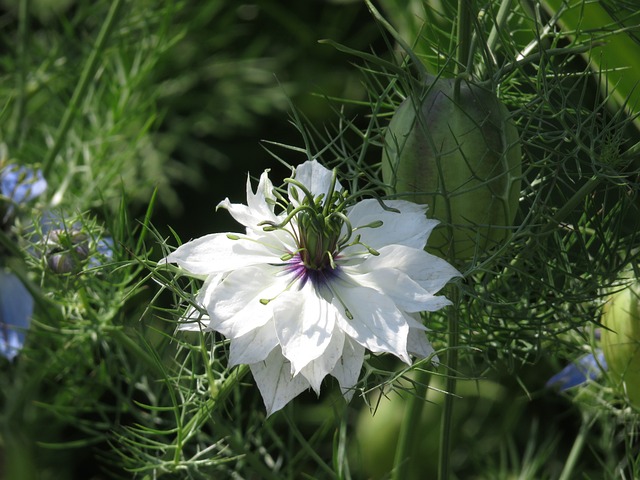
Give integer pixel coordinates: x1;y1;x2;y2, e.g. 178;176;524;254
88;236;114;268
0;271;33;360
546;351;607;391
0;165;47;205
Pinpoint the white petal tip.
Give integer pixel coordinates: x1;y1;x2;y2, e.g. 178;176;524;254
216;198;231;211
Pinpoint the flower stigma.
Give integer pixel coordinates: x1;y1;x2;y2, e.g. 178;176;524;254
262;167;381;293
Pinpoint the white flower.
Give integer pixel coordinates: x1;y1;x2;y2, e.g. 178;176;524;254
164;160;461;415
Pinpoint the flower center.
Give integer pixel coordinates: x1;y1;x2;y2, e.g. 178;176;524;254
261;166;383;288
297;209;343;272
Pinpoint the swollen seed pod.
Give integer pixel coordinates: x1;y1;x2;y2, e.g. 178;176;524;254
382;77;522;261
601;279;640;409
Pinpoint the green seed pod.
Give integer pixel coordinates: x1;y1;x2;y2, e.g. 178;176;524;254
601;279;640;409
382;77;522;261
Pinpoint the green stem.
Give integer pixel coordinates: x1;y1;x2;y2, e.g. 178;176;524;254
456;0;473;75
11;0;29;146
364;0;429;82
42;0;125;177
438;287;461;480
558;413;593;480
109;328;166;378
540;176;601;236
486;0;513;54
178;364;250;445
391;368;431;480
438;4;473;476
503;175;602;276
454;0;474;101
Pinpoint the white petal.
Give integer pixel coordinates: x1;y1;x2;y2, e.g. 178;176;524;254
246;170;278;216
407;328;438;363
330;337;365;401
355;244;462;294
273;282;337;375
344;199;438;251
403;311;428;331
298;328;345;394
288;160;342;206
178;274;221;331
346;266;450;313
163;233;281;276
179;306;208;331
229;322;279;366
334;283;410;363
250;347;311;416
217;170;279;230
207;265;286;338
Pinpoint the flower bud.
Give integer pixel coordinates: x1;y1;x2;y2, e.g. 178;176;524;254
601;278;640;409
382;77;522;261
44;229;90;274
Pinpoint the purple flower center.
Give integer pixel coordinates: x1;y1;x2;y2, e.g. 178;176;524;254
285;252;339;288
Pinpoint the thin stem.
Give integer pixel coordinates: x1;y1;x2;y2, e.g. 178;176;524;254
42;0;125;177
179;364;250;445
11;0;29;145
486;0;513;54
540;176;601;236
438;287;461;480
391;368;431;480
506;175;602;276
558;413;593;480
454;0;474;101
364;0;429;82
437;4;473;469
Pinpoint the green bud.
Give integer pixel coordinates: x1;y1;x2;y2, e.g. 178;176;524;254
601;278;640;409
382;77;522;261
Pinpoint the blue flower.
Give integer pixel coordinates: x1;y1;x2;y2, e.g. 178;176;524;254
546;350;607;391
0;164;47;222
89;236;114;268
0;270;34;361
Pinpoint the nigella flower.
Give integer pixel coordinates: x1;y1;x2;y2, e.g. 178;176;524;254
546;350;607;391
0;269;34;361
164;160;461;415
0;163;47;222
38;211;114;273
